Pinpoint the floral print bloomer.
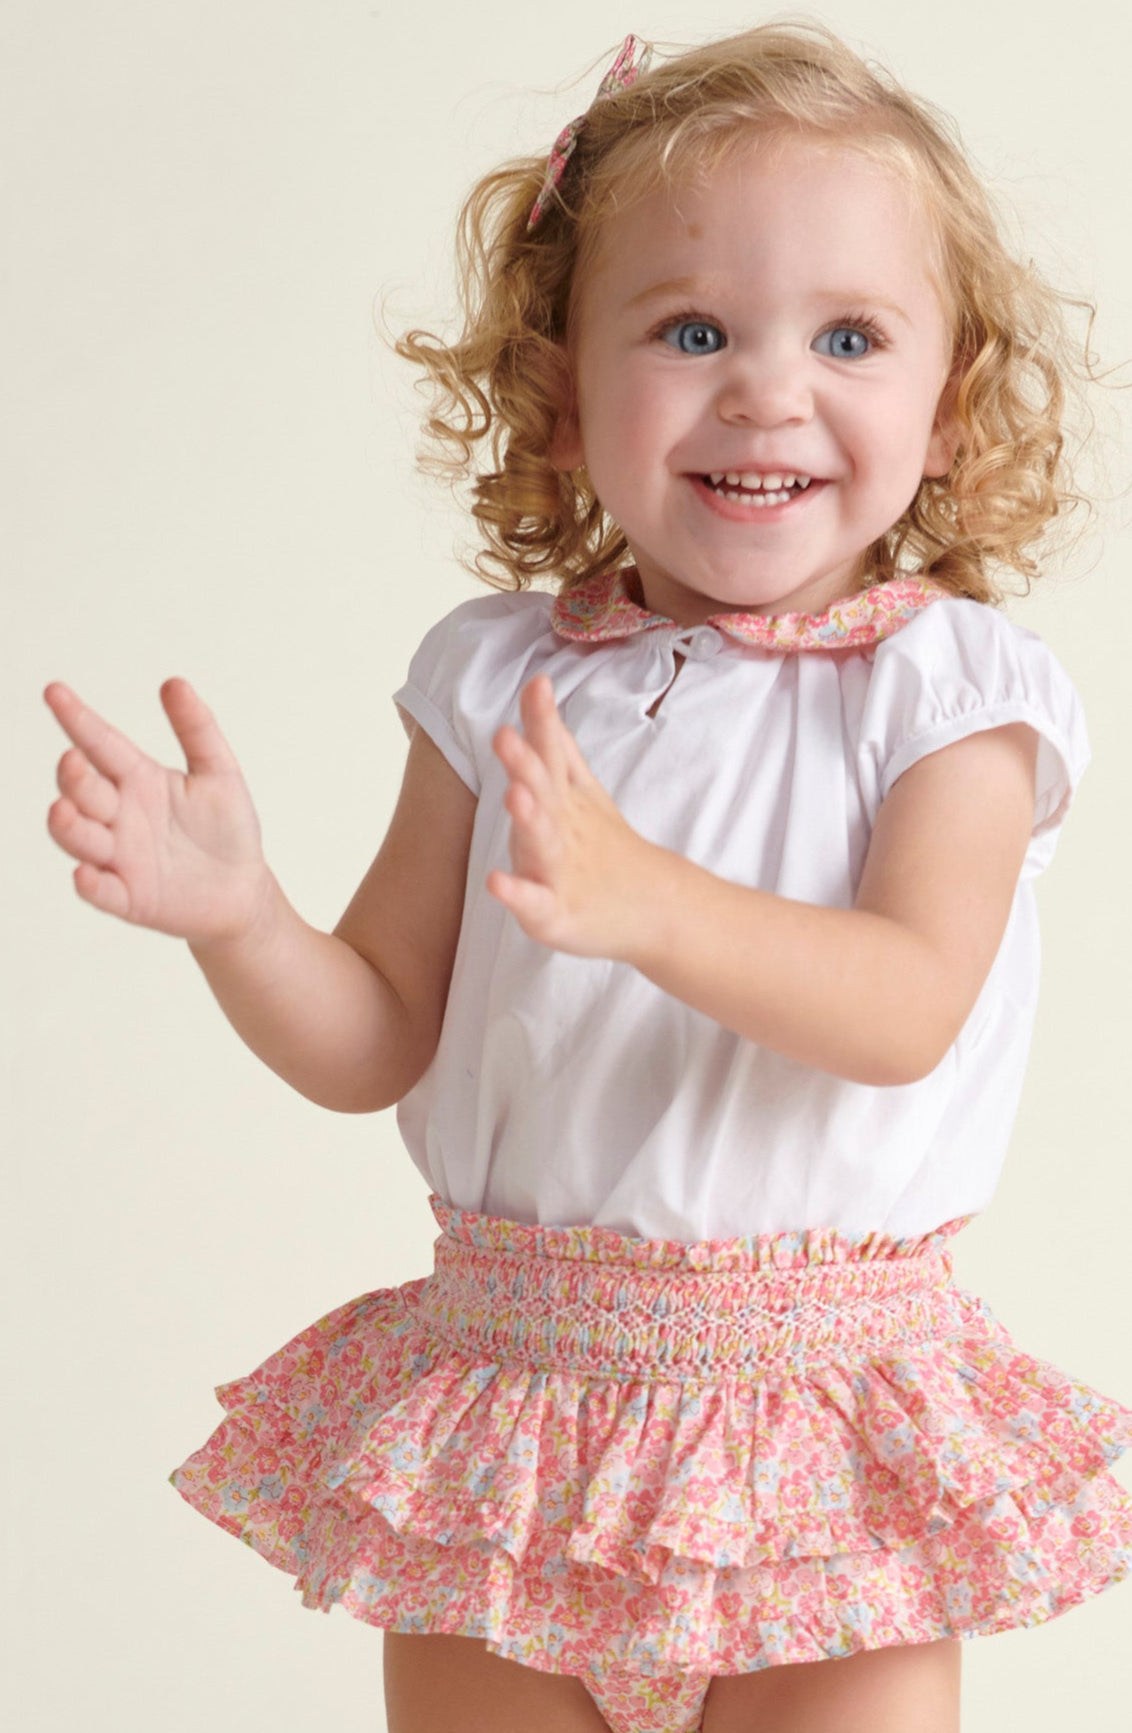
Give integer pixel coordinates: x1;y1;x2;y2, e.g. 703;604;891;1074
169;1196;1132;1733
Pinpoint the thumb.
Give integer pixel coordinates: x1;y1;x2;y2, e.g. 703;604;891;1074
159;677;242;778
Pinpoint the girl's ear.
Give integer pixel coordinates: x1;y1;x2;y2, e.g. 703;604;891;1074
546;344;585;473
923;354;967;479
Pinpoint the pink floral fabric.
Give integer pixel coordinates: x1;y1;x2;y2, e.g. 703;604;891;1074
169;1195;1132;1733
549;566;951;651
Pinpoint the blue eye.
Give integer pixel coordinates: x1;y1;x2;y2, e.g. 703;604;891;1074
813;325;875;360
661;320;725;355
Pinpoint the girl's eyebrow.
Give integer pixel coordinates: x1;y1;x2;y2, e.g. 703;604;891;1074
624;277;707;310
624;278;912;326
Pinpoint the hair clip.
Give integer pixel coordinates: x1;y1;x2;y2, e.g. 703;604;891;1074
526;34;653;231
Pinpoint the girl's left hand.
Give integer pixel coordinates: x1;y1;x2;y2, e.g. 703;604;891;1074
487;674;656;961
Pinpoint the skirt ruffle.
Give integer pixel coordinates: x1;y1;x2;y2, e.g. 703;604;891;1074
169;1195;1132;1677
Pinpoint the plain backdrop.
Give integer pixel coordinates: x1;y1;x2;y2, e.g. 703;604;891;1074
7;1;1131;1727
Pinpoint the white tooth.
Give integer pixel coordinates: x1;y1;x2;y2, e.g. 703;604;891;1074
762;473;783;490
797;476;811;488
725;471;742;486
738;471;763;489
709;472;724;485
782;474;796;488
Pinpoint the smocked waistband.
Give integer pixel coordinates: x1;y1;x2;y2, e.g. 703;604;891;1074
414;1195;981;1379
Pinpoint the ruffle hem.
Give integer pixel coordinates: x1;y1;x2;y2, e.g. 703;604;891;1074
169;1193;1132;1683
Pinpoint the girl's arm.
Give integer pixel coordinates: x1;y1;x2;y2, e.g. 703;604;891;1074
46;677;474;1113
628;720;1038;1085
489;676;1039;1088
192;722;477;1112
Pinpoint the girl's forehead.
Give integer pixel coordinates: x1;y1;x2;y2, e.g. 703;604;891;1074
584;149;932;282
571;134;951;326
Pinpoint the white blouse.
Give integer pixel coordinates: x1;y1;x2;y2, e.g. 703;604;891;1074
390;568;1091;1241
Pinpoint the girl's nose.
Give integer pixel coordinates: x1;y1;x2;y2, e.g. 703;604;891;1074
714;354;813;427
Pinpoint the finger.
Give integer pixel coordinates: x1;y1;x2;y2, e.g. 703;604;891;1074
493;722;554;802
485;868;558;934
43;682;145;783
71;859;131;919
504;779;558;859
56;745;118;825
157;677;243;778
47;794;116;868
520;675;570;784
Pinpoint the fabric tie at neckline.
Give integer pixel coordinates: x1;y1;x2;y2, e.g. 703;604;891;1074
550;567;950;651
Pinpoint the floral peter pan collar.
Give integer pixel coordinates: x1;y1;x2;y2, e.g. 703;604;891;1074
549;567;950;652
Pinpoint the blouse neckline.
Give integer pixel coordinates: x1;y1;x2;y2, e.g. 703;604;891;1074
549;567;950;652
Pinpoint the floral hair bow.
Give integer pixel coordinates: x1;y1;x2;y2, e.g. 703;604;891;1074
526;34;653;231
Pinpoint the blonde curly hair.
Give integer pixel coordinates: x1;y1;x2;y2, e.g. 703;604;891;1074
394;19;1103;607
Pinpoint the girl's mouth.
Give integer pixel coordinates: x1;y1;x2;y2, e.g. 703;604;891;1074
690;472;827;521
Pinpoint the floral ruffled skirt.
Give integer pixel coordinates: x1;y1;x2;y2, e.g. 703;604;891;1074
169;1193;1132;1725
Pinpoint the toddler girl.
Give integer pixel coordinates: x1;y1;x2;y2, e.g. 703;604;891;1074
44;22;1132;1733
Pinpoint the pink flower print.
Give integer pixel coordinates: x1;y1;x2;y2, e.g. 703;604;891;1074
886;1501;939;1544
522;1575;558;1610
779;1469;813;1512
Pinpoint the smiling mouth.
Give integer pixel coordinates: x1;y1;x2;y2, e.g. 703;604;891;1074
699;472;821;507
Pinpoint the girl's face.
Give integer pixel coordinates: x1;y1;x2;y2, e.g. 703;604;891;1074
553;134;960;627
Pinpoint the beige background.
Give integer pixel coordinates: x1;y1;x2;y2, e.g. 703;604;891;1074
8;1;1131;1726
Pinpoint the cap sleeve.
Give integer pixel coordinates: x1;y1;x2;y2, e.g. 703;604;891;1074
858;597;1091;880
391;590;556;796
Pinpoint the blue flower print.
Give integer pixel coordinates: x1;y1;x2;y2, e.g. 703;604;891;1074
353;1571;398;1606
465;1462;501;1501
757;1618;801;1659
816;1475;852;1515
297;1402;327;1440
753;1457;782;1495
1068;1386;1105;1423
717;1488;748;1524
540;1622;568;1658
1009;1549;1048;1585
875;1419;920;1462
842;1601;874;1638
1005;1407;1044;1446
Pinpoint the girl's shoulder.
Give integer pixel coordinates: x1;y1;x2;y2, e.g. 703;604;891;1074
413;586;556;651
405;585;555;659
396;586;559;714
874;588;1056;659
866;591;1087;729
861;591;1092;879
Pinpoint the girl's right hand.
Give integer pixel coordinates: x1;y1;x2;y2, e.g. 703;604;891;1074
44;676;275;947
